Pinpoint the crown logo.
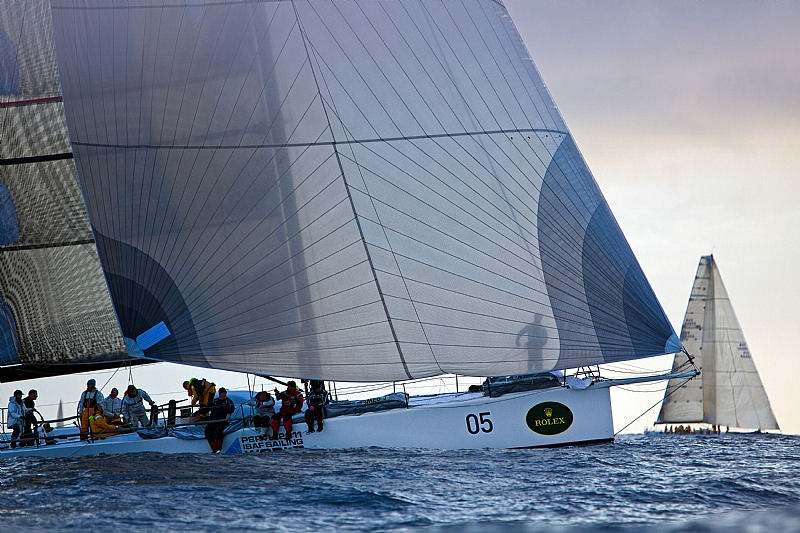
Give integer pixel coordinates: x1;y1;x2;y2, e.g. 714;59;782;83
544;407;553;417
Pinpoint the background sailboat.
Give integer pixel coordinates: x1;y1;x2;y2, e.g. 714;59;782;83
656;255;779;432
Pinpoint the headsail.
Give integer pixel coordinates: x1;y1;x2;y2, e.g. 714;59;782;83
50;0;678;381
657;255;778;430
0;0;130;382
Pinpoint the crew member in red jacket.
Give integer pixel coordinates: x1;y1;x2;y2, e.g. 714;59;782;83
270;380;304;441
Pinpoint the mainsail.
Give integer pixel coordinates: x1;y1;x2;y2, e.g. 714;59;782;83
0;0;129;381
657;255;778;430
46;0;679;381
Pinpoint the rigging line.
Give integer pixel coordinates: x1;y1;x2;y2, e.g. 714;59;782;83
149;3;288;308
292;0;411;380
99;365;121;394
614;376;695;436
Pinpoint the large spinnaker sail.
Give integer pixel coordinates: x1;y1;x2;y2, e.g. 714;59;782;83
0;0;129;382
657;255;778;430
50;0;678;381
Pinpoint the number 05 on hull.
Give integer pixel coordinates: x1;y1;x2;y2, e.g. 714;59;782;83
226;385;614;453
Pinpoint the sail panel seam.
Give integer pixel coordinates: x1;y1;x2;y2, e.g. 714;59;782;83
69;127;568;151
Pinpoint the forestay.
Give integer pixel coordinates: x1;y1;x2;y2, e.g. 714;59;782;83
0;0;128;381
50;0;679;381
657;255;778;430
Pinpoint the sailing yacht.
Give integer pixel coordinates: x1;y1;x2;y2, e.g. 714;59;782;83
1;0;693;457
653;255;779;434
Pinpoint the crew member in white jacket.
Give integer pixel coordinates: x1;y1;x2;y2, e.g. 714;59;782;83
121;385;156;428
6;390;24;449
101;388;123;424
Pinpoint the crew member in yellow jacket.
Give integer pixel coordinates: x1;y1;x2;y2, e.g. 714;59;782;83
183;378;216;418
88;406;120;439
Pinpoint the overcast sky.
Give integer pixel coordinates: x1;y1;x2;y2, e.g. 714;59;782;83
6;1;799;437
505;0;800;433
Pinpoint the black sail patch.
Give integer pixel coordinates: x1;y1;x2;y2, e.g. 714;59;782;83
526;402;573;435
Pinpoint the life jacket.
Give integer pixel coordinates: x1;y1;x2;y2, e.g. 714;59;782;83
190;379;215;400
209;397;235;421
307;389;327;407
279;388;304;412
82;390;100;409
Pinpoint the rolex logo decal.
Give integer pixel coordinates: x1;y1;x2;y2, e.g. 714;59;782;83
526;402;573;435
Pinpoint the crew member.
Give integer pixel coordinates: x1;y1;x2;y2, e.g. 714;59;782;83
205;387;235;453
182;378;216;418
305;380;328;433
88;405;120;439
244;390;275;434
121;385;156;428
101;387;123;425
6;390;24;449
270;380;304;441
78;379;104;441
21;389;39;446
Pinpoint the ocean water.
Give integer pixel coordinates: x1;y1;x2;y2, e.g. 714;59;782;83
1;434;798;532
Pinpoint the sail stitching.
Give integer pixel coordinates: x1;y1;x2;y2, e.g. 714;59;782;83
291;0;412;379
310;0;449;376
69;127;569;151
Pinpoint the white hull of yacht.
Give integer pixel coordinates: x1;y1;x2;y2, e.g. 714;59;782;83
1;385;614;458
0;432;211;458
226;385;613;453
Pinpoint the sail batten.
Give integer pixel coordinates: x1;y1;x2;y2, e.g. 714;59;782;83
36;0;679;381
657;255;779;430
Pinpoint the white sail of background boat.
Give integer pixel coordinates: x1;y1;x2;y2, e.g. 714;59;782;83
656;255;779;432
1;0;693;456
